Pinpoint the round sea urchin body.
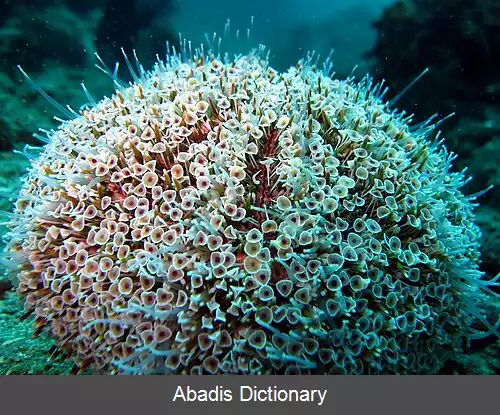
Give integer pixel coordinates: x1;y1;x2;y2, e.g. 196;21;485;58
4;46;496;374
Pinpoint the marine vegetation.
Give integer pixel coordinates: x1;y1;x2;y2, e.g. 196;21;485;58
2;32;498;374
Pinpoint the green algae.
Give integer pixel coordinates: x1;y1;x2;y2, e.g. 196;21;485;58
0;292;73;375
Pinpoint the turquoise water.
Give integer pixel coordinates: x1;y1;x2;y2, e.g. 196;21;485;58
169;0;395;74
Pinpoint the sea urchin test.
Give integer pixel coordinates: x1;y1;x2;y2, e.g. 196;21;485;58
3;32;498;374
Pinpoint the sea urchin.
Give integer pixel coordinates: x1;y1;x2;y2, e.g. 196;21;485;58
2;39;498;375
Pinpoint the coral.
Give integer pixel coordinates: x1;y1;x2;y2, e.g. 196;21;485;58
2;42;498;375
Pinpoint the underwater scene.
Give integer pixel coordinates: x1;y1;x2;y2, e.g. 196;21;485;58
0;0;498;375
